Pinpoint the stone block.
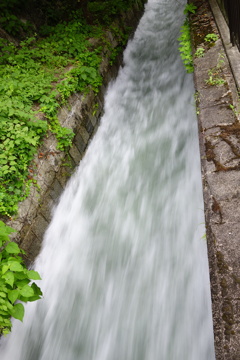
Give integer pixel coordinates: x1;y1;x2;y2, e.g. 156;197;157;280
39;191;54;223
74;131;88;155
69;143;82;165
31;213;49;241
50;178;64;203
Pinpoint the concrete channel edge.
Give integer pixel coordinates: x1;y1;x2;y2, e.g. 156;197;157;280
192;0;240;358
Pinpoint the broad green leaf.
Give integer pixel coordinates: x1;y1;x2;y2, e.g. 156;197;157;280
2;272;14;287
0;234;9;243
0;291;7;298
27;270;41;280
18;296;28;303
14;272;27;280
2;318;11;326
16;279;29;288
5;242;20;254
19;285;34;298
0;310;8;316
10;303;24;321
1;265;9;274
0;222;15;235
27;295;41;302
8;256;22;263
31;282;43;296
6;300;13;310
0;280;6;287
9;262;23;272
8;289;19;304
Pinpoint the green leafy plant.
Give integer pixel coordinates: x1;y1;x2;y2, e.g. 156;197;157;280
0;10;34;38
183;3;197;15
205;53;226;86
92;102;99;116
205;68;226;86
0;117;47;216
195;47;205;58
178;3;197;73
178;20;194;73
216;52;225;68
0;17;104;216
204;33;218;43
0;1;138;217
194;91;200;115
0;221;42;336
229;104;240;118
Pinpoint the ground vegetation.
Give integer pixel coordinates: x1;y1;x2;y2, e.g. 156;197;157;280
0;0;137;217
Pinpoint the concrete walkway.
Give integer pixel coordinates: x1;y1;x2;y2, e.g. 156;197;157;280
191;0;240;359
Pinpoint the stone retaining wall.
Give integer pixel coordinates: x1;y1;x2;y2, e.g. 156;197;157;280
6;0;146;266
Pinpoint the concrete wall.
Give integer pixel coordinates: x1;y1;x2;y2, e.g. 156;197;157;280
191;0;240;358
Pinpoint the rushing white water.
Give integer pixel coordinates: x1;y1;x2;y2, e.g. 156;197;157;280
0;1;215;359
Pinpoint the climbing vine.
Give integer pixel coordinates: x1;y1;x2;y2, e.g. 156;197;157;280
0;221;42;336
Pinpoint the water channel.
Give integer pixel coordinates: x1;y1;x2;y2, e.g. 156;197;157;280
0;0;215;359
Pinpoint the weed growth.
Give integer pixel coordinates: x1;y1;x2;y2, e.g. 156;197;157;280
183;3;197;15
204;33;218;43
178;3;197;73
195;47;205;58
194;91;200;115
229;104;240;119
205;53;226;86
205;71;225;86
